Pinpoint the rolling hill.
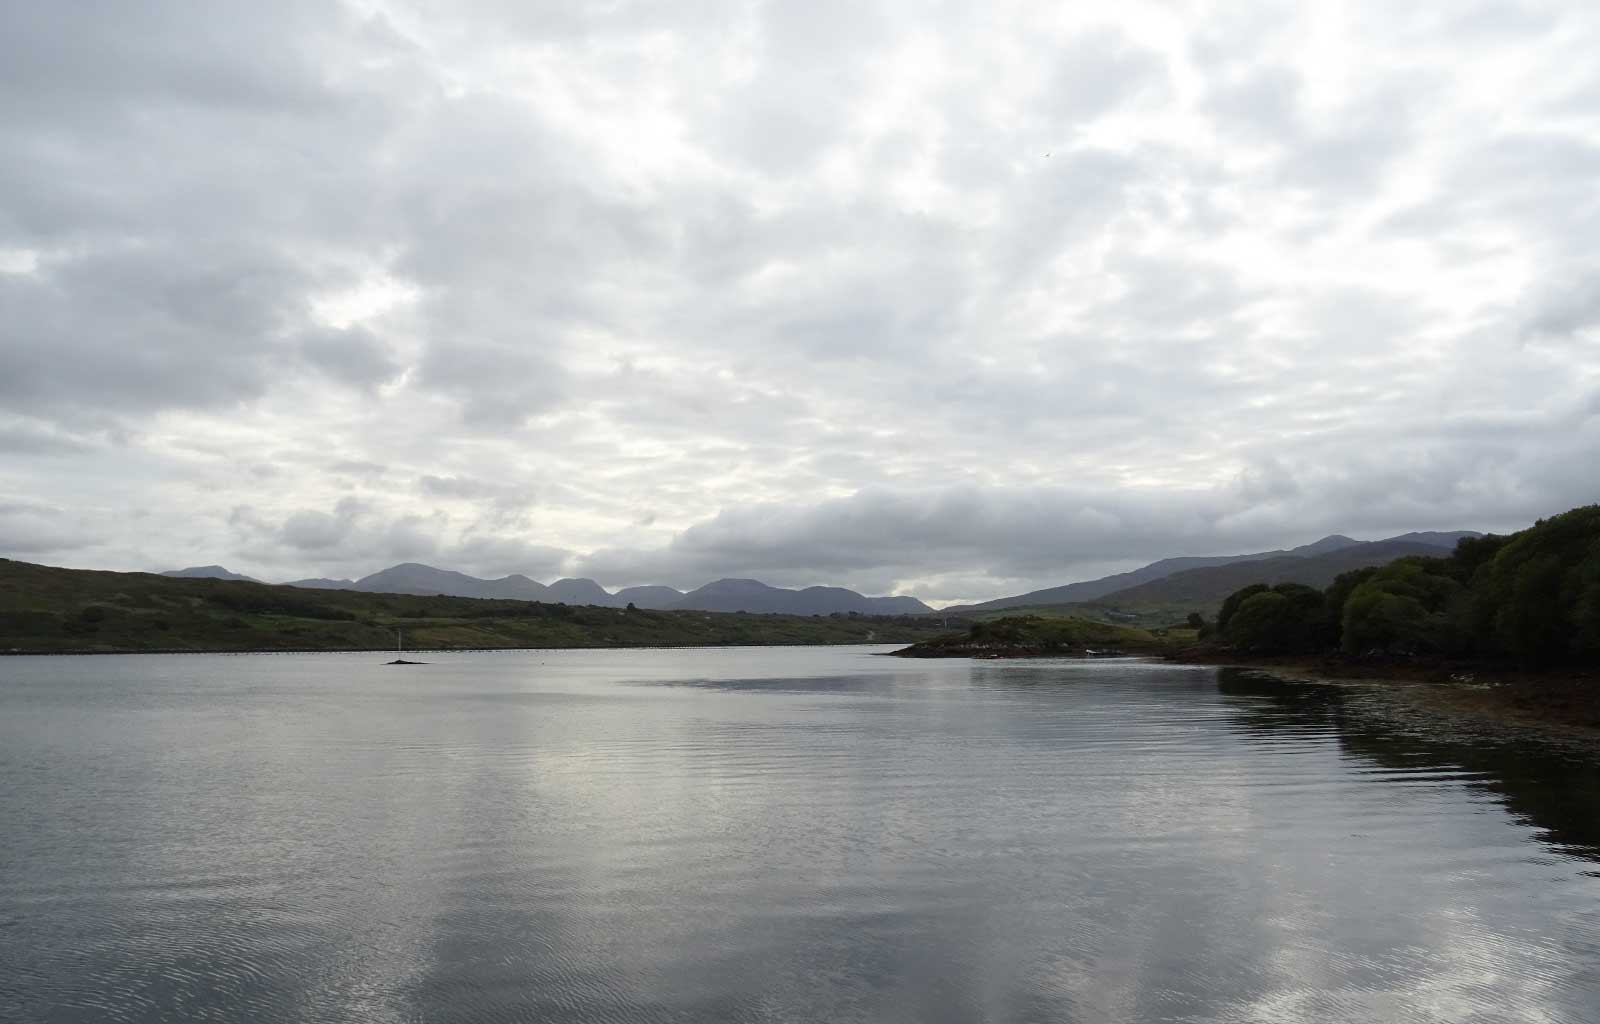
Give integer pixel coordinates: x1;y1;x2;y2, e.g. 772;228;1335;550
948;531;1479;615
1089;539;1457;615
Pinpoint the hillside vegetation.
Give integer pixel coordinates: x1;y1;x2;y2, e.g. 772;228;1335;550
1091;540;1452;616
942;531;1476;615
893;615;1167;658
0;559;952;654
1207;505;1600;666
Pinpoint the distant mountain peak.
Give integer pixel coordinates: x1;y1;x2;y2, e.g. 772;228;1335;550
283;577;355;590
1287;535;1360;557
160;565;258;582
1383;530;1482;548
157;560;928;616
677;578;931;615
945;527;1480;615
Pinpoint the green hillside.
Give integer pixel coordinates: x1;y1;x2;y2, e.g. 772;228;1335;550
1208;505;1600;666
1091;540;1450;617
893;614;1167;658
0;559;953;654
971;602;1183;630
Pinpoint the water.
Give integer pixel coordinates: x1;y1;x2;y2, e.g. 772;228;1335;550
3;648;1598;1023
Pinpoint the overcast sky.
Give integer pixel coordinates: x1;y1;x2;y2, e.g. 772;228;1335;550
2;1;1598;604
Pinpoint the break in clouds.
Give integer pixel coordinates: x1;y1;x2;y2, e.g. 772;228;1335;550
2;1;1598;604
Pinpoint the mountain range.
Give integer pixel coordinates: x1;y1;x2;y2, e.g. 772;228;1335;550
160;563;933;616
159;564;260;583
161;528;1483;621
942;530;1482;617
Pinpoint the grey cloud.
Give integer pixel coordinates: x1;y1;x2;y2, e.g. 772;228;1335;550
0;246;299;423
383;515;445;562
1203;63;1427;203
299;326;403;391
448;533;571;580
280;510;352;552
704;0;887;174
1520;268;1600;339
416;339;570;428
0;3;349;117
227;499;571;582
1042;30;1171;127
418;475;501;501
572;459;1542;603
0;422;93;456
228;502;445;576
408;0;746;41
575;484;1240;593
3;0;1599;602
0;501;99;554
416;474;542;517
997;148;1144;280
1205;65;1303;144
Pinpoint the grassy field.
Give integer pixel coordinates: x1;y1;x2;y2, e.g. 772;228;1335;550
0;558;955;654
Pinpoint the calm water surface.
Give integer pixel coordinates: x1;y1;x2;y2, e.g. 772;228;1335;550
3;647;1599;1022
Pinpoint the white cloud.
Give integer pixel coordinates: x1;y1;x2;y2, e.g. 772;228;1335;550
2;0;1597;601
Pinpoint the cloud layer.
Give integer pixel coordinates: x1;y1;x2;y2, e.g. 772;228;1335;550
2;1;1597;603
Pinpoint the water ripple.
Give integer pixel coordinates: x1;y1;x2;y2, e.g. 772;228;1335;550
2;650;1598;1023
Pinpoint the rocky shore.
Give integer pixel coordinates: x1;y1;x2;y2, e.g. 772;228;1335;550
1168;648;1600;742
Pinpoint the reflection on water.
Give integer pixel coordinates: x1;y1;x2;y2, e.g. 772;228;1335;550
2;649;1598;1023
1216;668;1600;860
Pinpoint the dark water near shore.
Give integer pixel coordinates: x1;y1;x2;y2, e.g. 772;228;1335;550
3;648;1599;1023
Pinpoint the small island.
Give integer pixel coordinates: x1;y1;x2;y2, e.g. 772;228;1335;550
892;615;1171;658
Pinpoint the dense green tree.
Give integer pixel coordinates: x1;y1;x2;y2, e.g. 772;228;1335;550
1221;582;1329;653
1225;591;1288;650
1217;583;1270;635
1323;566;1379;648
1468;506;1600;663
1342;587;1428;654
1339;559;1462;655
1207;506;1600;664
1450;533;1509;583
1573;544;1600;652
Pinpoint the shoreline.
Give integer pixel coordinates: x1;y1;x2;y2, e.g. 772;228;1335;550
1163;649;1600;746
12;638;1596;748
888;640;1600;747
0;639;909;657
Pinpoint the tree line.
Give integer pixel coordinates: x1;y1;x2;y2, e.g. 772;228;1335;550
1204;505;1600;665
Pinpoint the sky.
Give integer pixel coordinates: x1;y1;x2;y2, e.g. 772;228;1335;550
1;1;1598;606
